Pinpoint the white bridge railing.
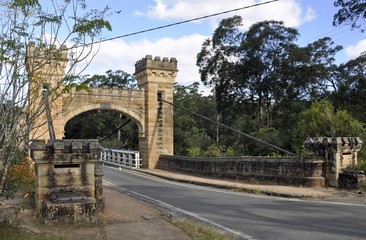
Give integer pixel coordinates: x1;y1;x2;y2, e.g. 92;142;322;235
99;148;142;169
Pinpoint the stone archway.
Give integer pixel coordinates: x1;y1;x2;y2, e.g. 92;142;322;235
63;104;144;143
62;92;146;138
26;43;178;168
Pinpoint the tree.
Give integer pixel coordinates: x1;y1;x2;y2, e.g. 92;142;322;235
291;100;365;152
333;0;366;31
332;53;366;122
296;37;342;99
0;0;114;198
173;82;217;155
196;16;347;155
196;16;342;132
82;70;137;88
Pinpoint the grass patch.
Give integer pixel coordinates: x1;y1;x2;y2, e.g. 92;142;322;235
169;219;231;240
356;159;366;170
0;223;65;240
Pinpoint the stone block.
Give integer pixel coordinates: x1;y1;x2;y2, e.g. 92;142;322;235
42;199;97;224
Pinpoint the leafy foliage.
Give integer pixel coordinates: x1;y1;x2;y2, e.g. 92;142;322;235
82;70;137;88
197;16;342;134
4;157;35;199
173;82;217;155
0;0;115;198
332;53;366;122
333;0;366;31
292;100;366;152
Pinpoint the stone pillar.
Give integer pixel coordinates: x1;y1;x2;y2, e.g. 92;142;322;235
26;43;68;140
94;162;104;210
304;137;363;187
134;55;178;168
30;139;101;223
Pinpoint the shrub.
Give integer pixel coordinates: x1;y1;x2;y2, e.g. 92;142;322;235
5;157;35;198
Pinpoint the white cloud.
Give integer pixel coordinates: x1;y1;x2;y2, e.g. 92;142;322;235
80;34;208;88
345;39;366;59
76;0;318;96
137;0;315;28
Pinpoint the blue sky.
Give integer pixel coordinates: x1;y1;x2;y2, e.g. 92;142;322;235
79;0;366;93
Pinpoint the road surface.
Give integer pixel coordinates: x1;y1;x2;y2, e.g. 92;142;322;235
103;166;366;240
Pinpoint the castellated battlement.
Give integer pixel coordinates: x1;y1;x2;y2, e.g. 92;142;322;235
26;42;69;62
134;55;178;74
63;85;145;99
31;139;101;159
303;137;363;156
26;42;69;80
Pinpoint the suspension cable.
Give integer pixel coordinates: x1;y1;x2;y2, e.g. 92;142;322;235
100;118;131;143
160;98;297;157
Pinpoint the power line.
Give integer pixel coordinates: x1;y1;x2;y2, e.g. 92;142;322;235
100;118;131;142
332;30;360;42
159;98;297;157
78;0;280;48
298;25;349;45
298;25;362;48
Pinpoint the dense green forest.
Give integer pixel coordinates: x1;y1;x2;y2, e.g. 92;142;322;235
66;1;366;169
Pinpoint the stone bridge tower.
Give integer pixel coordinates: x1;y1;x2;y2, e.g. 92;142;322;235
26;43;68;140
26;43;177;169
135;55;178;168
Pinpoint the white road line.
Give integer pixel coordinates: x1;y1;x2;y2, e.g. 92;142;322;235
104;166;366;207
103;179;257;240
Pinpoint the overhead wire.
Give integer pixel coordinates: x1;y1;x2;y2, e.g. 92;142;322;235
298;25;350;45
159;98;298;157
75;0;280;49
100;118;131;142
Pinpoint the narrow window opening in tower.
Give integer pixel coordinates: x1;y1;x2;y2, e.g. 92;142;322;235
157;92;163;101
42;84;50;93
157;91;163;112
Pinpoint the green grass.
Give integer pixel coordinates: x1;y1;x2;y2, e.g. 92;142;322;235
169;219;232;240
0;223;66;240
356;159;366;170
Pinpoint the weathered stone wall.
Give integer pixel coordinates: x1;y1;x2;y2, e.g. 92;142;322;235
304;137;363;187
62;86;146;138
26;43;69;140
30;139;101;223
135;55;177;168
158;155;325;187
339;170;366;189
158;137;363;188
27;44;177;169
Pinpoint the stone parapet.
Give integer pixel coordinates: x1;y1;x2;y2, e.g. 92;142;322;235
27;42;68;61
135;55;178;74
304;137;363;187
31;139;101;161
303;137;363;157
158;155;325;187
30;139;102;223
339;170;366;189
64;85;145;96
26;42;68;79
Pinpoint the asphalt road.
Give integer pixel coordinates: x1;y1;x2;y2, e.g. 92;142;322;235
103;166;366;240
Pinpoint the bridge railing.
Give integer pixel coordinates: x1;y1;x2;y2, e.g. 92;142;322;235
99;148;142;169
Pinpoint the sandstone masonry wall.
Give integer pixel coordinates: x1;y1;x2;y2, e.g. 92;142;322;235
158;155;324;187
30;139;101;223
158;137;363;188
